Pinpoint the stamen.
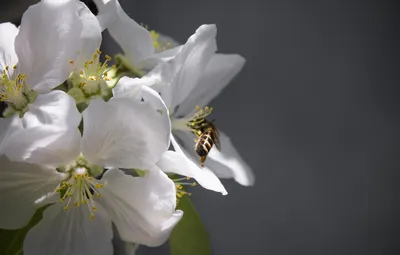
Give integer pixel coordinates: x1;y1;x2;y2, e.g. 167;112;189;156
75;49;115;96
172;176;197;203
171;105;213;134
150;30;174;51
0;66;28;110
58;167;104;219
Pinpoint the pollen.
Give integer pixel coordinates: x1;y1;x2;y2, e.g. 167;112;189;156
171;105;213;135
172;176;197;204
150;30;174;52
0;66;29;111
57;166;104;220
75;49;116;95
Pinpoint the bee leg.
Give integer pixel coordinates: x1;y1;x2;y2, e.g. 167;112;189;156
200;156;206;167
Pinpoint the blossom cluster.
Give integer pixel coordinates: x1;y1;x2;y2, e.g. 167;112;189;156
0;0;254;254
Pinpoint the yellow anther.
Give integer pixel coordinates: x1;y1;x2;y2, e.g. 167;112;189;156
5;66;9;70
95;183;104;188
92;207;97;212
105;55;111;61
111;65;116;69
63;206;69;211
69;60;74;65
191;182;197;187
12;65;17;69
90;214;95;220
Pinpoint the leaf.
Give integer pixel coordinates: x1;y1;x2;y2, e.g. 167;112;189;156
0;206;48;255
169;196;211;255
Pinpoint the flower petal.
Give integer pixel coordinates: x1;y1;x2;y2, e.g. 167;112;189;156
24;204;113;255
15;0;83;92
175;53;246;117
111;76;143;99
98;168;182;246
206;131;255;186
112;66;171;100
27;90;81;129
95;0;154;64
157;149;227;195
82;91;170;169
0;22;18;75
0;156;66;229
161;24;217;110
0;117;13;155
4;127;81;167
73;0;102;69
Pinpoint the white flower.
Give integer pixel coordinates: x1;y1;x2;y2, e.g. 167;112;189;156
113;77;228;195
0;83;183;254
91;0;254;187
0;0;92;151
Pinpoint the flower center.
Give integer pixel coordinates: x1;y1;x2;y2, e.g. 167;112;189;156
0;65;29;111
171;176;197;204
56;162;104;220
171;105;213;136
70;49;115;96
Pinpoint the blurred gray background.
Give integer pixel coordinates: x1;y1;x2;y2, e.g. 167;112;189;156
1;0;398;254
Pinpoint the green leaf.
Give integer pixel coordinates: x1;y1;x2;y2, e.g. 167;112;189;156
169;196;211;255
0;206;48;255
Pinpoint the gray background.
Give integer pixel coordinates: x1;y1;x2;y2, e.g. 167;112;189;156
1;0;399;254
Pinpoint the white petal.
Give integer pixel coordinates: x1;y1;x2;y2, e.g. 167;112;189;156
0;117;13;155
0;156;66;229
95;0;153;64
0;22;18;75
157;149;227;195
165;24;217;110
24;204;113;255
207;131;255;186
98;168;182;246
4;127;81;167
111;76;143;99
176;54;246;117
73;0;102;69
81;95;170;169
112;65;171;100
15;0;82;92
27;90;81;129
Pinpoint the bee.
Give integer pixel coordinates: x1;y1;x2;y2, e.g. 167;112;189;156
195;120;221;166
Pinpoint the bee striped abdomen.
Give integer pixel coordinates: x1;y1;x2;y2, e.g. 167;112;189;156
196;130;214;157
